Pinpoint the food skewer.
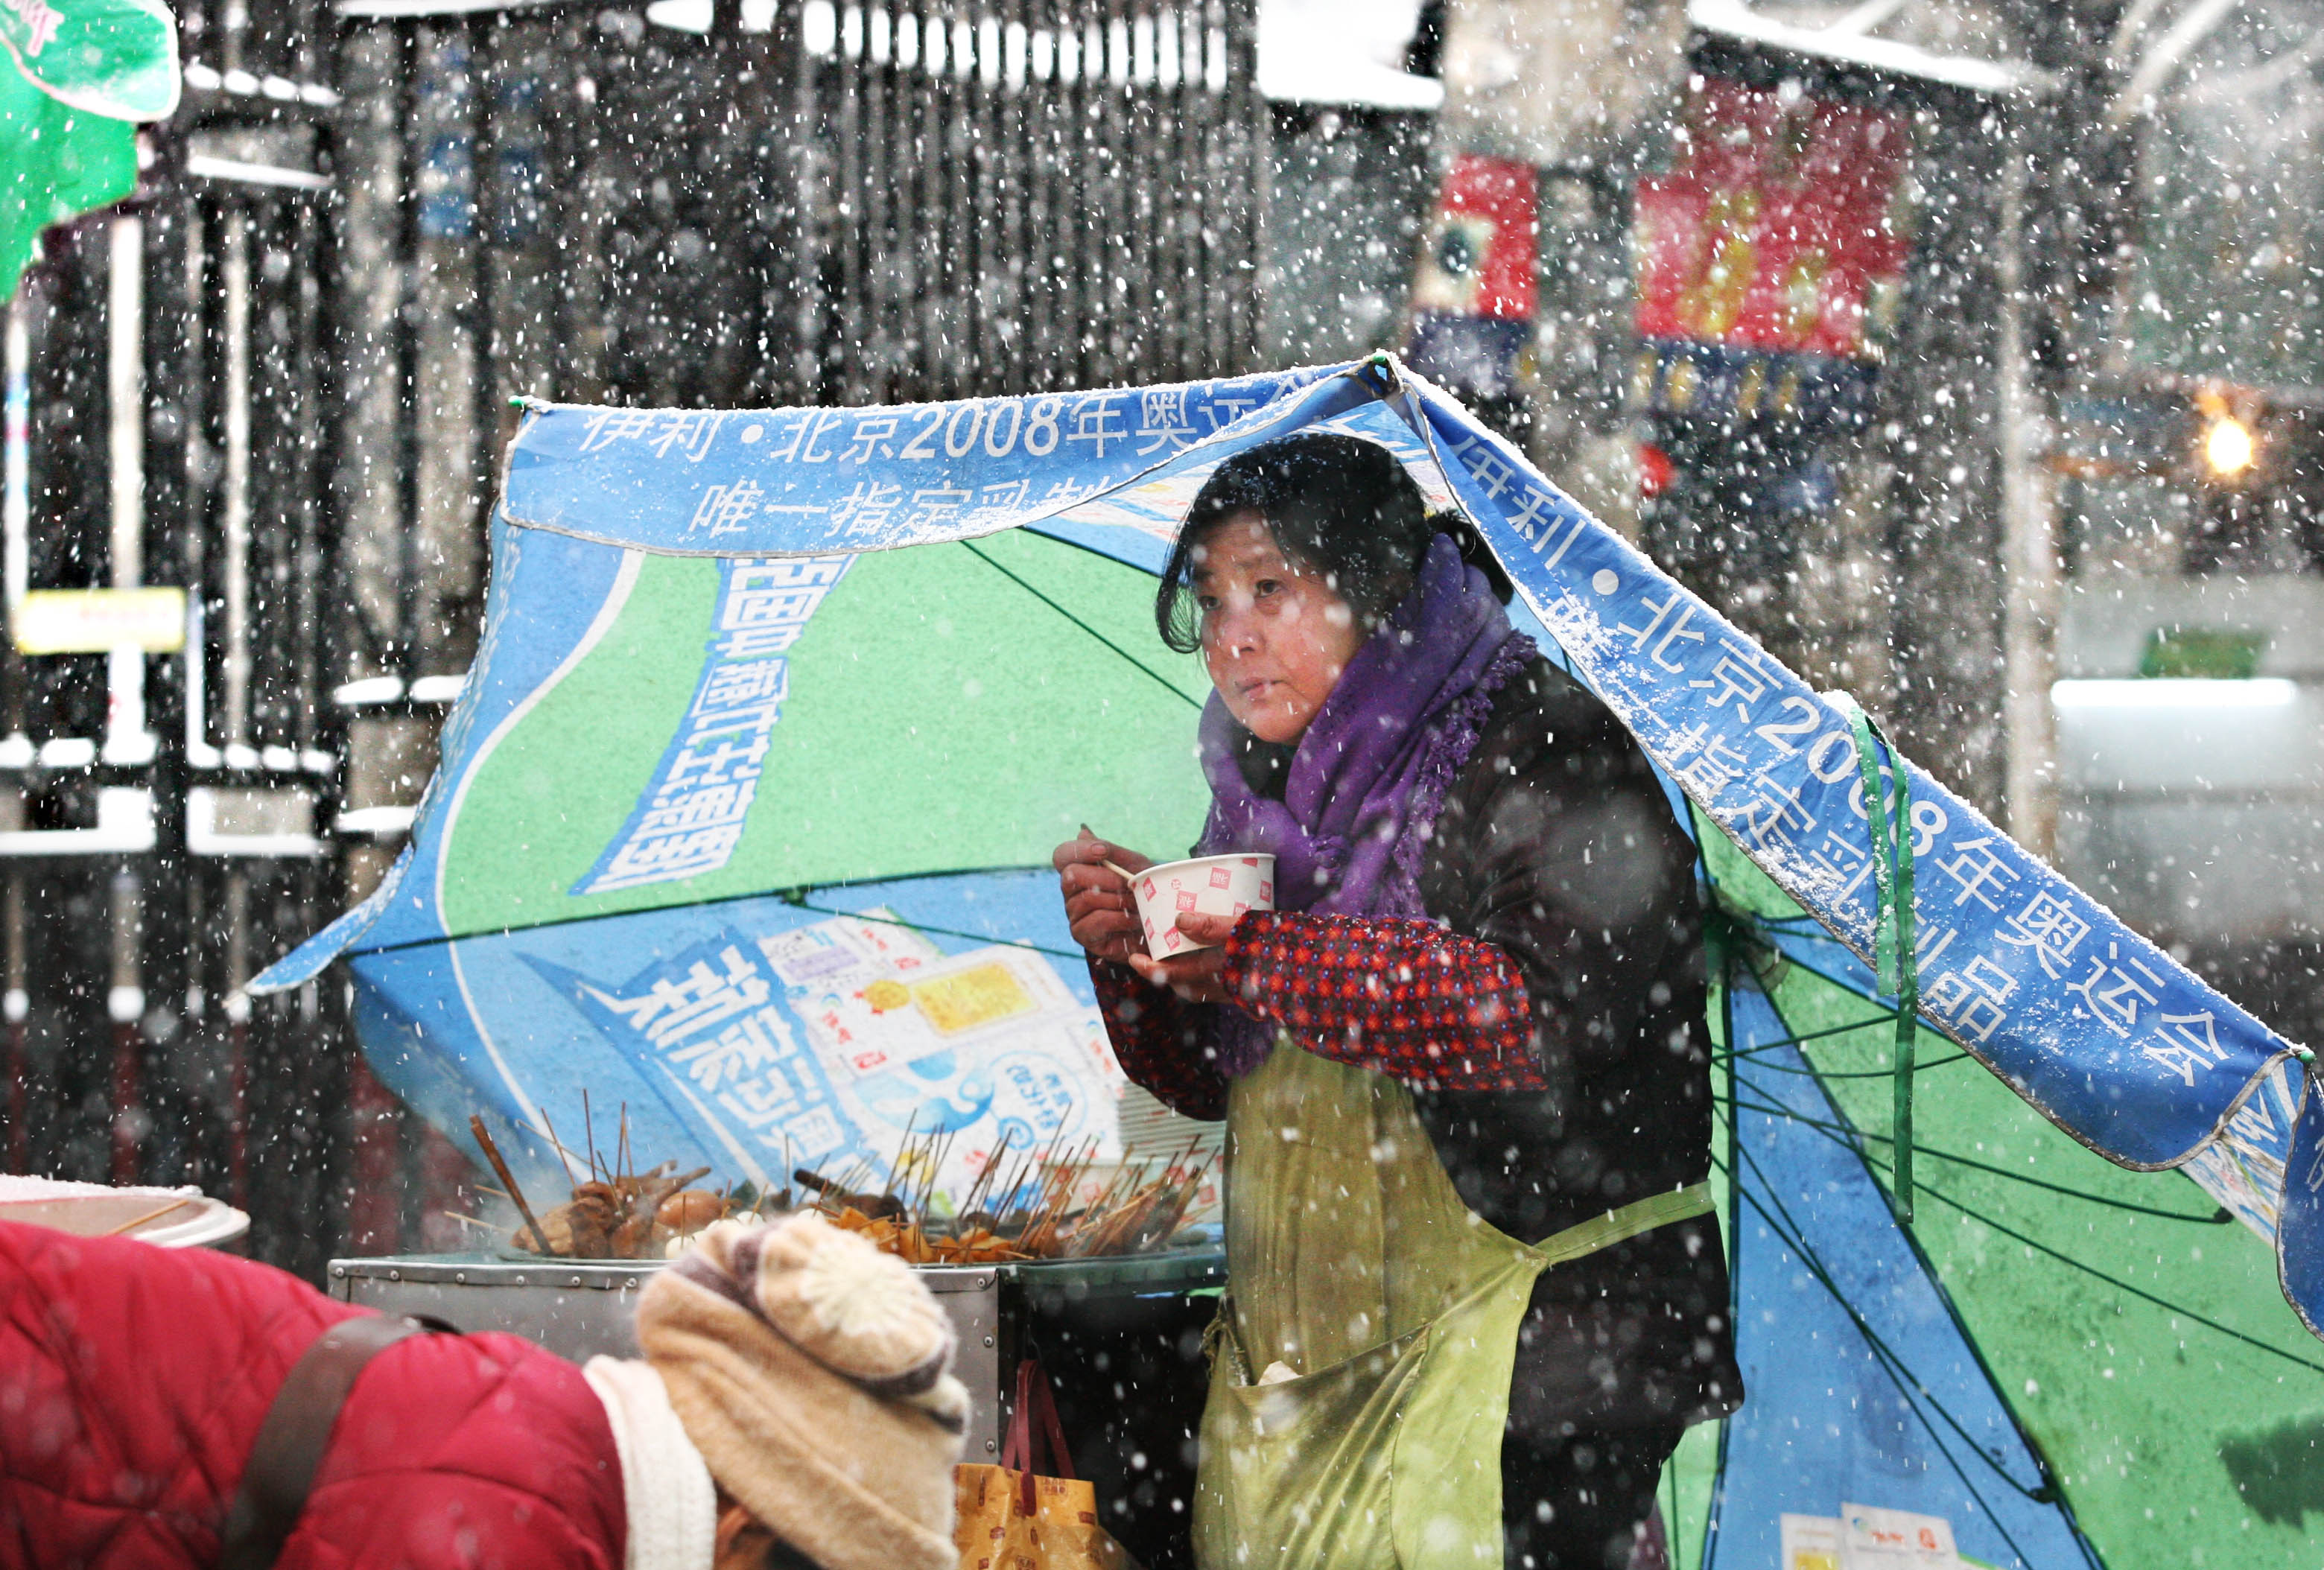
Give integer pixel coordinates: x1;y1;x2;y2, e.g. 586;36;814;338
880;1111;920;1210
644;1166;713;1209
498;1099;1203;1265
957;1127;1017;1222
833;1157;876;1199
1166;1131;1206;1183
1018;1138;1099;1257
793;1166;904;1221
470;1114;556;1255
537;1105;582;1183
901;1128;947;1217
999;1145;1042;1213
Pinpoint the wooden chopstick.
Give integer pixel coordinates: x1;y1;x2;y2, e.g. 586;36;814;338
470;1114;556;1255
102;1196;195;1236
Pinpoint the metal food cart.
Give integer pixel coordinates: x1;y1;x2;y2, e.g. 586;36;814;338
331;1247;1224;1567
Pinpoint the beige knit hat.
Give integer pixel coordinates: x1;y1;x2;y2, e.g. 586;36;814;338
635;1214;968;1570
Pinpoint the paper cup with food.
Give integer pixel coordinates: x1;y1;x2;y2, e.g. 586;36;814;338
1129;854;1275;959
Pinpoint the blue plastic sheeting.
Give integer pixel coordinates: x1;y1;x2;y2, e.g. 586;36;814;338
2275;1080;2324;1323
253;355;2320;1334
349;869;1098;1198
280;521;642;977
1713;987;2100;1570
498;366;1362;553
1395;381;2297;1177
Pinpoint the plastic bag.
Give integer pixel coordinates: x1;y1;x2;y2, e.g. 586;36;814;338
954;1361;1143;1570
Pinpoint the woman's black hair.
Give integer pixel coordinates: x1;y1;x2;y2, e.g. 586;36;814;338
1155;430;1511;653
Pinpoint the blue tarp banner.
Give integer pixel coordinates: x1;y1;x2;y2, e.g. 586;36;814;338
258;355;2320;1339
1715;988;2098;1570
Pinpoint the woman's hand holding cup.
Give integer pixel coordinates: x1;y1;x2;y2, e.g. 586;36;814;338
1128;912;1234;1003
1055;832;1253;1002
1054;828;1152;964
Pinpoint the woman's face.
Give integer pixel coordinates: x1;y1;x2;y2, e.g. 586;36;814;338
1192;509;1365;745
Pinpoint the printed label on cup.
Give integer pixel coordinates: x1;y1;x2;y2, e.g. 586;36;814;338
1128;854;1277;960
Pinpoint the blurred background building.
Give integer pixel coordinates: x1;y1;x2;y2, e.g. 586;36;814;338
6;0;2324;1271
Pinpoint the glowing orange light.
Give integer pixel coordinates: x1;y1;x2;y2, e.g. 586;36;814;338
2204;417;2255;477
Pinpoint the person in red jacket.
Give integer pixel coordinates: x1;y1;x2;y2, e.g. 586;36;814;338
0;1210;967;1570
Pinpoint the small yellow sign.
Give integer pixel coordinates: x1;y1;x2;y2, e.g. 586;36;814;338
14;587;188;655
911;962;1035;1036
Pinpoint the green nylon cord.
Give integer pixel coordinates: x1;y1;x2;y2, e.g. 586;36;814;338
1716;1088;2231;1222
1721;1087;2324;1374
1832;693;1920;1226
1740;1050;1971;1079
1715;1009;1935;1061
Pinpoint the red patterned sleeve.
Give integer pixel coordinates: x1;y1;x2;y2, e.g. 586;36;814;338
1219;910;1546;1093
1088;959;1230;1121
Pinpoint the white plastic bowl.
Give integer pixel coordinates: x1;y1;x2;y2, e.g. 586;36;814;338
1129;853;1275;959
0;1178;250;1250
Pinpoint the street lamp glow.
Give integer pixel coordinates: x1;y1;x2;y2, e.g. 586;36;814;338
2204;416;2255;477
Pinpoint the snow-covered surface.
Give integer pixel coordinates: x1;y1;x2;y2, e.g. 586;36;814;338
0;1177;248;1248
1260;51;1444;109
0;1175;196;1204
1688;0;2057;93
345;0;2024;104
349;0;1446;107
1259;0;1441;107
615;0;1443;107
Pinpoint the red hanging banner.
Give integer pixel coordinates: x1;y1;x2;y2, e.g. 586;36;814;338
1404;153;1541;401
1412;153;1540;322
1634;77;1911;362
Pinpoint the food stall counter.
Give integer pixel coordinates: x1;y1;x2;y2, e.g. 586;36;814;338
328;1248;1225;1481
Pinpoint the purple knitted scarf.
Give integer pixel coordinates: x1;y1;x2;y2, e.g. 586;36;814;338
1194;533;1535;1075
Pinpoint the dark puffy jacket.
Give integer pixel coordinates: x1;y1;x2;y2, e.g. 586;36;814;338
0;1219;626;1570
1096;656;1742;1434
1414;655;1739;1434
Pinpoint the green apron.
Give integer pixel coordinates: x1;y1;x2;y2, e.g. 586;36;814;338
1192;1041;1711;1570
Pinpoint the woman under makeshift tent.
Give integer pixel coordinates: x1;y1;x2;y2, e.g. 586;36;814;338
0;1212;964;1570
1055;432;1742;1570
